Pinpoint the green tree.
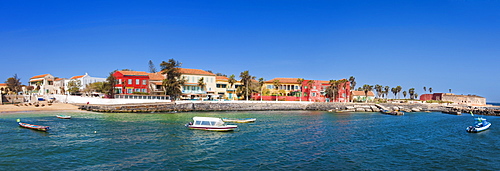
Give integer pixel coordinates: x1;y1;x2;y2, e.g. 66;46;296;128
362;84;373;103
5;74;22;95
104;70;117;98
273;79;281;101
160;59;185;100
307;80;315;101
396;86;402;99
296;78;304;101
403;91;407;99
228;74;237;100
349;76;356;90
239;70;255;101
258;78;265;101
328;80;340;102
67;80;82;95
409;88;415;99
374;84;383;98
391;87;397;99
148;60;157;73
384;86;390;99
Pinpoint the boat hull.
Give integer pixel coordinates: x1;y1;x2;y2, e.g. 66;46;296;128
466;123;491;133
186;125;237;131
18;122;50;132
222;118;256;123
56;115;71;119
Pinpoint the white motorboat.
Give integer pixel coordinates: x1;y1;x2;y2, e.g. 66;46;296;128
185;117;237;131
466;117;491;133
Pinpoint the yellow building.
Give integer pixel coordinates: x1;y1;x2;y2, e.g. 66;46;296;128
263;78;303;96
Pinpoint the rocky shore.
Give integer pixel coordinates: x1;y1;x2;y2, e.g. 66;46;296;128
76;101;500;116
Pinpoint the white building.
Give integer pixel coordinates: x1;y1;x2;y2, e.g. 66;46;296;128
68;73;107;92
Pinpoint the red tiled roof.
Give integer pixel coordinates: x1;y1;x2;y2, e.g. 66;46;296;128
148;73;165;81
216;76;229;81
351;91;375;96
117;71;149;76
30;74;49;79
70;75;85;79
0;83;7;86
178;68;216;76
265;78;302;84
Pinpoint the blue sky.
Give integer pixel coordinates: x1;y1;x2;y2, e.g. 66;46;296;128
1;0;500;101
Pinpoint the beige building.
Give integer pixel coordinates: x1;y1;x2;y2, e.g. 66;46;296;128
29;74;57;95
442;94;486;106
177;68;217;100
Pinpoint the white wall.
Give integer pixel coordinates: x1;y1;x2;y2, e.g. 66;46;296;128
52;95;171;104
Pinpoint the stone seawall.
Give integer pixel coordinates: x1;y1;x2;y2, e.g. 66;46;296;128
78;102;452;113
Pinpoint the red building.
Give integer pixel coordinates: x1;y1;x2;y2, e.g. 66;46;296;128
113;71;150;94
320;79;350;102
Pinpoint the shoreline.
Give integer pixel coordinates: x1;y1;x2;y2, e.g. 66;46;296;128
0;102;80;114
3;101;500;116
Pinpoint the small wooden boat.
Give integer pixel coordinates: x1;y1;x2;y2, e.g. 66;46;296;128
18;122;50;131
56;115;72;119
186;117;237;131
222;118;256;123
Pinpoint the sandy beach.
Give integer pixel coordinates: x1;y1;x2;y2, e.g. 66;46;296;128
0;102;80;114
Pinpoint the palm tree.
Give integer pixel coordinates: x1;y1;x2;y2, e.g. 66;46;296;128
239;70;255;101
349;76;356;90
307;80;315;101
403;91;407;99
362;84;373;103
409;88;415;99
228;74;236;100
374;84;383;98
296;78;304;102
384;86;390;100
429;87;433;94
273;79;281;101
423;86;427;93
198;77;205;100
449;89;452;93
258;78;265;101
391;88;397;99
396;86;402;99
326;80;338;102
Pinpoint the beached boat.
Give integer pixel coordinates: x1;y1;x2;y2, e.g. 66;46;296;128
18;122;50;131
222;118;256;123
185;117;237;131
381;110;404;115
466;117;491;133
56;115;72;119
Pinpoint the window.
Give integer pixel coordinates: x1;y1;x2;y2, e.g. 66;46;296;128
142;80;147;85
127;89;132;93
119;79;122;84
312;92;317;97
143;89;147;92
128;79;132;85
136;79;139;85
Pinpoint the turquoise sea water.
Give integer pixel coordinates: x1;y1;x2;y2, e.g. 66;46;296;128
1;111;500;170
